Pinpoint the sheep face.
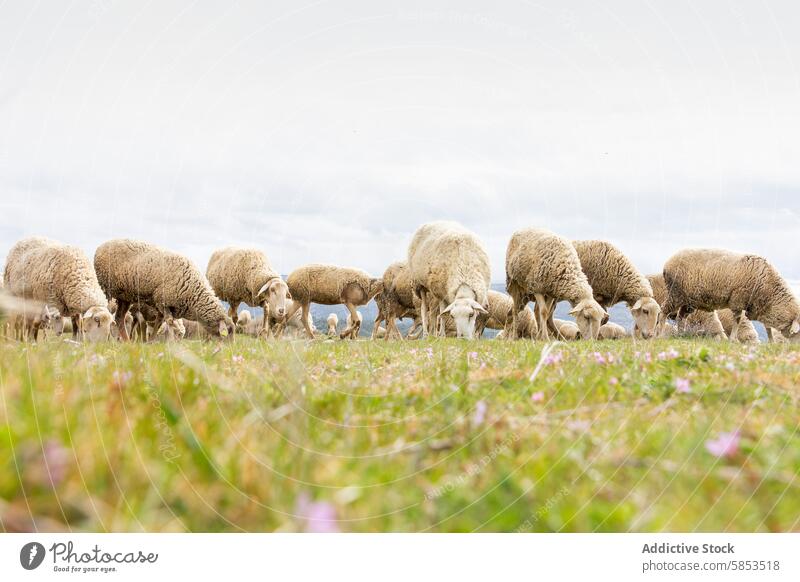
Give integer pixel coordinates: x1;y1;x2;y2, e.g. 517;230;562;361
43;306;64;336
569;299;605;340
631;297;661;339
441;298;487;339
81;306;113;342
258;278;290;321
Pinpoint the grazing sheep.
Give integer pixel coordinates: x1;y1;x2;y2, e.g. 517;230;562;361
476;290;538;339
4;237;113;342
662;249;799;342
236;309;253;334
326;313;339;335
206;247;289;336
11;303;62;342
380;261;421;340
552;318;580;341
408;221;490;339
599;321;628;340
94;239;233;340
285;264;383;339
181;319;208;340
506;229;606;340
647;274;726;339
717;309;759;344
572;240;660;338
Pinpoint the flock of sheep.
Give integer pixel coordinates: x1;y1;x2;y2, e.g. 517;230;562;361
1;221;799;345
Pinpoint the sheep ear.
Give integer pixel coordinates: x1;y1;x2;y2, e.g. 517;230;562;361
791;319;800;334
219;321;229;337
631;299;643;311
471;300;488;314
441;302;455;315
83;308;94;319
257;281;273;297
568;306;580;317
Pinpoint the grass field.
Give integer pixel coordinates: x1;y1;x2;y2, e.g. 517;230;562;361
1;336;799;532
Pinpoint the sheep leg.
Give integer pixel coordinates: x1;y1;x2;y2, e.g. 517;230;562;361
115;300;131;341
341;302;360;340
507;284;526;341
418;290;429;339
228;303;239;327
545;298;561;339
300;302;315;339
371;311;384;340
533;294;549;341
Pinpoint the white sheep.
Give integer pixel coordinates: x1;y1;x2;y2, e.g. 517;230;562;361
477;289;538;339
663;249;799;342
326;313;339;335
505;228;606;340
206;247;290;337
235;309;253;334
94;239;233;340
285;264;383;339
598;321;628;340
573;240;660;338
552;318;580;341
4;237;113;342
408;221;490;339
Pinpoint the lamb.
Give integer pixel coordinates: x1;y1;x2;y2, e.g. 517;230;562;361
505;228;606;340
572;240;660;338
206;247;290;337
94;239;233;340
129;302;185;341
662;249;799;342
408;221;490;339
4;237;113;342
326;313;339;335
285;264;383;339
599;321;628;340
553;318;580;341
476;289;538;339
379;261;421;340
235;309;253;334
647;274;726;339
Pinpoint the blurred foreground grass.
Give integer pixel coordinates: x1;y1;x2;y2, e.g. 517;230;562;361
1;336;799;532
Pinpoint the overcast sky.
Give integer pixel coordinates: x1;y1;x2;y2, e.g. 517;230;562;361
1;0;799;283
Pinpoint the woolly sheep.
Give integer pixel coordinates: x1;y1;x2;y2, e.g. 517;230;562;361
662;249;799;342
408;221;490;339
506;228;606;340
599;321;628;340
4;237;112;342
552;318;580;341
380;261;421;340
94;239;233;340
235;309;253;333
326;313;339;335
206;247;290;336
572;240;660;338
477;290;538;339
285;264;383;339
647;274;726;339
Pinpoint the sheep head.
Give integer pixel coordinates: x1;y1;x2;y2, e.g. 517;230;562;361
630;297;661;339
441;298;488;339
211;316;235;339
81;306;113;342
257;278;290;321
43;305;64;336
569;298;606;340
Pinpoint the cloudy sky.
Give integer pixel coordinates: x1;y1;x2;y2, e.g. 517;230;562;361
1;0;799;282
